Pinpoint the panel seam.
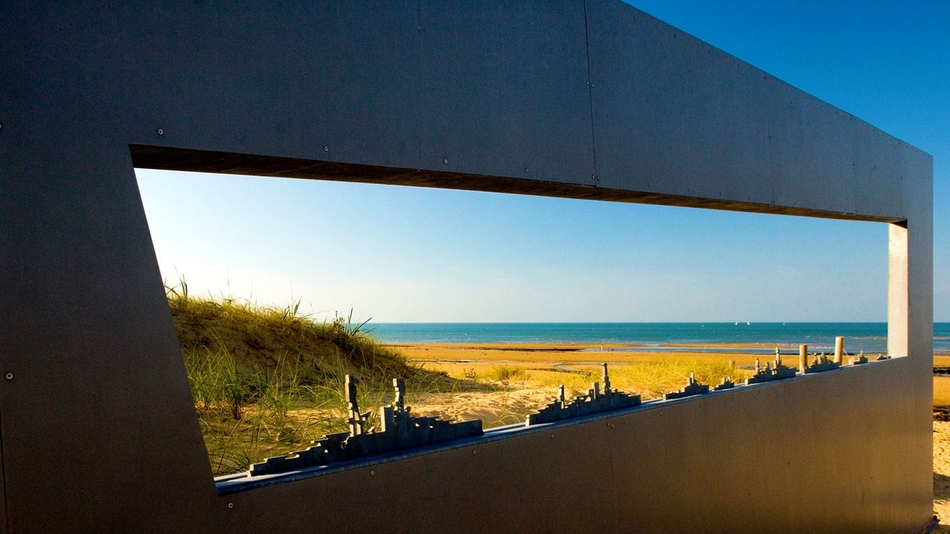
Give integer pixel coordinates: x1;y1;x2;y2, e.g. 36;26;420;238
582;0;599;186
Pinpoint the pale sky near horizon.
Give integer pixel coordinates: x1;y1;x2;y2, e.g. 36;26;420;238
135;0;950;323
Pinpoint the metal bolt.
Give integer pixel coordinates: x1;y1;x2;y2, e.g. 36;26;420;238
442;157;449;165
323;145;329;152
4;372;12;381
524;167;529;174
227;502;233;509
156;128;164;136
472;449;477;455
370;470;375;476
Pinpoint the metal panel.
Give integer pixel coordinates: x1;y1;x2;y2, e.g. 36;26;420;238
585;0;929;222
0;145;217;531
414;0;594;182
210;361;924;533
0;0;933;531
587;2;774;204
852;119;908;219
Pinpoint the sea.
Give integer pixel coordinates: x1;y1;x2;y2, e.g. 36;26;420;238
370;322;950;355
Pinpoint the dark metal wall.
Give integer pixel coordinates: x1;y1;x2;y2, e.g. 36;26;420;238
0;1;932;532
217;359;928;533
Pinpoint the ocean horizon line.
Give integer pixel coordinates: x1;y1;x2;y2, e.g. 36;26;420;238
371;321;909;325
368;322;950;354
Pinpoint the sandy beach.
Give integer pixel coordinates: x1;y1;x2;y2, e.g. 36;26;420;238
392;341;779;376
389;341;755;423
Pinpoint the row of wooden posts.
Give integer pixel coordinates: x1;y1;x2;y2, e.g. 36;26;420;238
797;335;847;370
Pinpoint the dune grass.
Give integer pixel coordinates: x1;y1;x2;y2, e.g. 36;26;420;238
167;279;414;385
166;280;457;475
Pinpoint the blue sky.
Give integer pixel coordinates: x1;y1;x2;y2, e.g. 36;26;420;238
135;0;949;323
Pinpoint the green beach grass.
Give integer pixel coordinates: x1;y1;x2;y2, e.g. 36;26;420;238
167;280;442;474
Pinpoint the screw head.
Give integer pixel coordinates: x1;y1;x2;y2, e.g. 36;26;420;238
442;157;448;165
323;145;329;152
227;502;233;509
472;449;477;455
4;372;12;381
370;470;375;476
156;128;164;136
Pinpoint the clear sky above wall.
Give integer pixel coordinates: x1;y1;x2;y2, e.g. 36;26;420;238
135;0;949;323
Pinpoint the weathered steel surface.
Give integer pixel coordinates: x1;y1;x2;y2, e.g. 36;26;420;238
0;0;932;532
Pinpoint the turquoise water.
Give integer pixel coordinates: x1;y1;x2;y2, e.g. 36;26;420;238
370;322;950;355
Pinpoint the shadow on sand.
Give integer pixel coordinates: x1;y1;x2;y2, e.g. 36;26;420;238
933;472;950;533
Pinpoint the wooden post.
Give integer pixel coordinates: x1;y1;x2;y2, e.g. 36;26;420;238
799;345;808;373
834;337;844;364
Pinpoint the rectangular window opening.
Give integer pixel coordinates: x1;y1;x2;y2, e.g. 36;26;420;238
134;164;898;490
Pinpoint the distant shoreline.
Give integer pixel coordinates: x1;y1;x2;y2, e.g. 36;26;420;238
389;341;852;370
372;323;950;355
384;340;808;353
